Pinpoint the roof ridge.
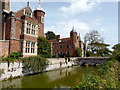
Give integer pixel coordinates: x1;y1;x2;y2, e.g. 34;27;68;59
15;6;32;13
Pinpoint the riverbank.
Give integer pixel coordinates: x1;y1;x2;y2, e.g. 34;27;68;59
0;66;99;88
0;58;76;81
74;60;119;89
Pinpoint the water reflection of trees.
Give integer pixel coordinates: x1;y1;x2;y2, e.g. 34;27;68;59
1;66;99;88
1;77;23;88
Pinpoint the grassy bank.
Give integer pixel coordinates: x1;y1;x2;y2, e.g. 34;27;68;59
74;60;119;89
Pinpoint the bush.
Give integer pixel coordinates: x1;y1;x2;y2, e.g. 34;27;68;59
86;51;91;57
112;52;120;62
37;37;51;58
112;44;120;62
74;74;102;89
2;52;20;67
22;56;49;73
74;60;118;89
75;48;82;57
8;51;20;59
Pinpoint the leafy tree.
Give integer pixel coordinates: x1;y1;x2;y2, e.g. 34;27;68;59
75;48;82;57
84;30;111;57
112;43;120;62
87;43;112;57
37;37;51;58
84;30;103;44
86;50;91;57
45;31;56;40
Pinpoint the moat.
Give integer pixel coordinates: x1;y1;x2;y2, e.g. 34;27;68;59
1;66;99;88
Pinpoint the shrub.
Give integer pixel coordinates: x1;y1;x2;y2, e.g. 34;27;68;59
37;37;51;58
74;60;117;89
86;51;91;57
75;48;82;57
112;44;120;62
22;56;49;73
8;51;20;59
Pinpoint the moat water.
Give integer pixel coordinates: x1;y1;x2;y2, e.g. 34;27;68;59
1;66;99;88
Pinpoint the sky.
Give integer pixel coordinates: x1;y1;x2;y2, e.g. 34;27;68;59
10;0;118;50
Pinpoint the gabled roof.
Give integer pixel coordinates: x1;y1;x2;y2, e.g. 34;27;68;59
49;38;71;43
60;38;70;41
2;9;10;14
16;6;32;13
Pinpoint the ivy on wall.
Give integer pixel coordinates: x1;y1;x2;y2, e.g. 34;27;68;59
22;56;49;73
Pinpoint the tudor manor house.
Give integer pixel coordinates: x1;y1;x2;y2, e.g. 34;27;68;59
0;0;84;57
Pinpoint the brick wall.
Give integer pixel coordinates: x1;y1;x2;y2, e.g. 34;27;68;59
0;40;9;57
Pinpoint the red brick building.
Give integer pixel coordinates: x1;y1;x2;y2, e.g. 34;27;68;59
0;0;45;57
49;28;84;57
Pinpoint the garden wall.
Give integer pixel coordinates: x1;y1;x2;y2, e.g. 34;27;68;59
0;58;76;81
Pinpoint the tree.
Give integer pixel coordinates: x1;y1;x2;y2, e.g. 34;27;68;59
87;43;112;57
45;31;56;40
37;37;51;58
112;43;120;62
75;48;82;57
84;30;103;44
84;30;111;57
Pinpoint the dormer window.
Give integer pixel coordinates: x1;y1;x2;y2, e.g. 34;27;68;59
25;10;32;17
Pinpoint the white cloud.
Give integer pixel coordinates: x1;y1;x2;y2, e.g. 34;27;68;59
99;28;106;32
10;0;119;2
60;0;97;15
45;26;55;33
45;19;90;39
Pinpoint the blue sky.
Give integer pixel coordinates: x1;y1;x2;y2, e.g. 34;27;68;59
10;0;118;49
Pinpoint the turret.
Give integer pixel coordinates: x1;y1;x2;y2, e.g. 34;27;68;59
70;27;77;43
33;0;45;23
33;0;45;37
56;35;60;40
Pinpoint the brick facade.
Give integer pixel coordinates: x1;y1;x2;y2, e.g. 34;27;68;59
0;1;45;57
49;29;85;57
0;40;9;57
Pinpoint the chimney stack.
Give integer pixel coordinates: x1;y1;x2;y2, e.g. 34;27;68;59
56;35;60;40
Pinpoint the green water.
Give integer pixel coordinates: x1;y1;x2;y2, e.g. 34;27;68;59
1;66;99;88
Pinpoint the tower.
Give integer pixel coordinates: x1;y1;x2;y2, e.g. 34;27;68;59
70;27;77;43
1;0;10;40
33;0;45;37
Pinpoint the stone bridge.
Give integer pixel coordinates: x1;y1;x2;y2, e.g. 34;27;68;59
76;57;110;66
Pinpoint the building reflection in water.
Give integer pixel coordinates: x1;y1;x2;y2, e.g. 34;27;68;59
1;66;99;88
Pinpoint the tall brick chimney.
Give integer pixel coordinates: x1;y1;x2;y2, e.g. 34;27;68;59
56;35;60;40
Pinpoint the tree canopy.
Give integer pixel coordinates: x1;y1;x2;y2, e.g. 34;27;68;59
84;30;103;44
84;30;111;57
112;43;120;62
37;37;51;58
45;31;56;40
